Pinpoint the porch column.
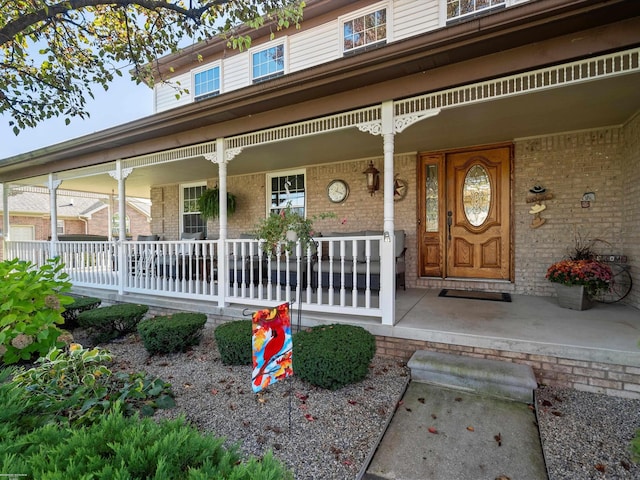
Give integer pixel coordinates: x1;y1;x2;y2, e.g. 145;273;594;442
2;183;9;243
110;161;132;295
380;101;396;326
48;175;62;258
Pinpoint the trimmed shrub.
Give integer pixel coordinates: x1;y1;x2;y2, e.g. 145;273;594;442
0;405;293;479
61;295;101;328
138;313;207;354
215;320;252;365
293;324;376;390
78;303;148;344
0;257;74;365
10;344;175;428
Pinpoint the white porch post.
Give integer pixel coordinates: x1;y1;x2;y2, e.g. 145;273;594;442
48;174;62;258
2;183;9;244
381;101;396;326
110;161;132;295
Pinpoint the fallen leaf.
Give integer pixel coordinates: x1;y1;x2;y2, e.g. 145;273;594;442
405;407;412;412
342;459;353;466
551;411;564;417
495;476;511;480
295;392;308;401
467;426;475;432
542;400;553;407
258;397;266;404
621;460;631;471
210;389;218;395
418;397;425;404
348;400;358;405
494;433;502;446
183;383;192;388
304;414;315;421
428;426;438;434
594;464;606;473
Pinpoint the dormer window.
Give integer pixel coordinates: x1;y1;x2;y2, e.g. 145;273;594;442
252;43;285;83
343;7;387;55
194;66;220;101
446;0;506;22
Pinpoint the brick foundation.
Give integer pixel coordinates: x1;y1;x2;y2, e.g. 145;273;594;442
375;336;640;400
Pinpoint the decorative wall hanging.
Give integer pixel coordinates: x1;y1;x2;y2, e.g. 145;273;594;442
393;175;408;201
252;302;293;393
526;185;553;228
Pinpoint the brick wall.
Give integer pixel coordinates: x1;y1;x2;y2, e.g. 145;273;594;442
375;336;640;400
514;128;626;298
622;113;640;307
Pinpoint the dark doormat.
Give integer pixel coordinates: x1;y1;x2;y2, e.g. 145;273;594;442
438;289;512;302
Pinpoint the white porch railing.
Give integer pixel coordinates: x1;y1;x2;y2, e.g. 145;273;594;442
4;236;384;319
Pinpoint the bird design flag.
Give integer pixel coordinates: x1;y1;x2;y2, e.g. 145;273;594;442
252;302;293;393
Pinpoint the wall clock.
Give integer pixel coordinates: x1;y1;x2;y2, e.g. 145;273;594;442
394;177;408;201
327;179;349;203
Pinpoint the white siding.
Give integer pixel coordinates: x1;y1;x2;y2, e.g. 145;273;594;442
154;71;192;113
393;0;440;41
153;0;534;112
223;53;250;93
289;20;340;73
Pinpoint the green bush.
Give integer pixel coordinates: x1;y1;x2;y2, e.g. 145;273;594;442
138;313;207;354
0;257;74;364
214;320;252;365
293;324;376;390
11;344;175;428
78;303;149;344
0;405;293;479
61;295;102;329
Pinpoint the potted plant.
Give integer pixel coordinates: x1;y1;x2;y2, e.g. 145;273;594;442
197;187;237;221
546;259;612;310
252;204;334;256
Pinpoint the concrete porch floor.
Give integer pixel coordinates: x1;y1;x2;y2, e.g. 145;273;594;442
375;289;640;368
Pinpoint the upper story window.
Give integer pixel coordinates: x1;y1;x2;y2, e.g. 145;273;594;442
267;170;305;217
252;44;285;83
194;66;220;100
446;0;506;22
343;7;387;55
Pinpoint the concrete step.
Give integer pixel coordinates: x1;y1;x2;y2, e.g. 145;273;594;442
407;350;537;403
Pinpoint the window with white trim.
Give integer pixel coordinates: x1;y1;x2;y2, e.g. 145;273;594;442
446;0;505;22
267;170;305;217
194;65;221;100
182;183;207;237
56;219;65;235
342;7;387;54
252;43;285;83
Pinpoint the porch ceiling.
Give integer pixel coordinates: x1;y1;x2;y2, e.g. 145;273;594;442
17;71;640;198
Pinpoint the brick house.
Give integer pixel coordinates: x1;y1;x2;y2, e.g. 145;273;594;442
1;0;639;394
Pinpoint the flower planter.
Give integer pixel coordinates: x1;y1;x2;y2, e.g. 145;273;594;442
553;284;593;311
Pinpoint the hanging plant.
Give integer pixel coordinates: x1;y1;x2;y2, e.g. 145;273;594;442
197;188;237;221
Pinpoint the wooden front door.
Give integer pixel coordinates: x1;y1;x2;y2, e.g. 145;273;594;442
418;145;512;280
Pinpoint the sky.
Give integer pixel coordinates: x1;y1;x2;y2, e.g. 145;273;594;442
0;77;154;159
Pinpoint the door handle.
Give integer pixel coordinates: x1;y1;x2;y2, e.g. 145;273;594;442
447;211;453;241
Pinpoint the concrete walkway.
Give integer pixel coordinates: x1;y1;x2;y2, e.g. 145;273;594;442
363;382;547;480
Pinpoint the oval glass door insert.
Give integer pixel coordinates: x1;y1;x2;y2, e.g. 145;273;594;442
463;165;491;226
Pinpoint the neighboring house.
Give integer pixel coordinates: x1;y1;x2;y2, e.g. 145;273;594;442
0;185;151;261
0;0;638;318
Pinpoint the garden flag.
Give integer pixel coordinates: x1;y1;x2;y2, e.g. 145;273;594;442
251;302;293;393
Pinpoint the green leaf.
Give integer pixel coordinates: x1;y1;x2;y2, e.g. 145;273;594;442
155;395;176;410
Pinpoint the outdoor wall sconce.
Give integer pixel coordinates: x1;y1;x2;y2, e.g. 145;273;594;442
363;161;380;196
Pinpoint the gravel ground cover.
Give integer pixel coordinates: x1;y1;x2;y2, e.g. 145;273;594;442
85;324;640;480
536;386;640;480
